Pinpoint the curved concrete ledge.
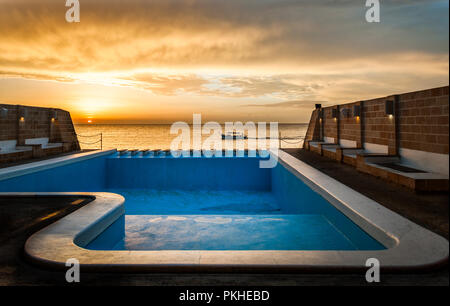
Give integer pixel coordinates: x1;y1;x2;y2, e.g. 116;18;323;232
0;149;116;181
17;150;449;272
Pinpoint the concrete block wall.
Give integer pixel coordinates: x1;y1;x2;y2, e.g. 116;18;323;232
0;104;80;163
304;86;449;175
398;87;449;154
0;105;18;141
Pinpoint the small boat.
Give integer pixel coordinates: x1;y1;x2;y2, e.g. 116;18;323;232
221;132;247;140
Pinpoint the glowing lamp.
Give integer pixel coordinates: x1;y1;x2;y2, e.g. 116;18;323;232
50;110;58;122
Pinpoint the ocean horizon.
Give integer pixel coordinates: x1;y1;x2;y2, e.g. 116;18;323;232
74;123;308;150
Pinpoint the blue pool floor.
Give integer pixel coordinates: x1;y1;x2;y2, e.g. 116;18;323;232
85;190;385;251
88;214;360;251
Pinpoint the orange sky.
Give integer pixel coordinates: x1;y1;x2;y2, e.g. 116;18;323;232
0;0;448;124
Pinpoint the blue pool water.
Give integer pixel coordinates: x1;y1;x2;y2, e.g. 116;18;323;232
0;151;385;251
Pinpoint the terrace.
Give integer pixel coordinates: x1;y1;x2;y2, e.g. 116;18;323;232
303;86;449;191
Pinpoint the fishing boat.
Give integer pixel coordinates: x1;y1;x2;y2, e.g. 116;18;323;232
221;132;247;140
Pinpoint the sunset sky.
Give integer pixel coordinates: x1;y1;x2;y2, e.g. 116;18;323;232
0;0;448;123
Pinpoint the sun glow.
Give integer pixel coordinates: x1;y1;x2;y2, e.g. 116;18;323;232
72;98;117;121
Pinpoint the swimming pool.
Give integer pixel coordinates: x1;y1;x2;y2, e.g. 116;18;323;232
0;149;447;271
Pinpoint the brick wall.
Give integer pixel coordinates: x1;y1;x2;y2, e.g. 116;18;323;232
304;86;449;157
398;87;449;155
0;105;18;141
0;104;80;162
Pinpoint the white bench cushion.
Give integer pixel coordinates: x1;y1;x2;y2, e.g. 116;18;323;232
0;140;32;155
0;140;17;152
25;137;49;146
24;138;62;149
44;143;62;148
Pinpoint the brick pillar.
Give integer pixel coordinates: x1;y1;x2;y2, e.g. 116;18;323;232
48;109;53;142
360;101;365;148
318;108;325;140
392;95;400;156
49;109;60;143
16;106;25;146
386;95;398;155
336;105;340;144
355;101;363;148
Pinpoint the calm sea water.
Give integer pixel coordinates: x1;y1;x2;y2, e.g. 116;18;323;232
74;124;307;150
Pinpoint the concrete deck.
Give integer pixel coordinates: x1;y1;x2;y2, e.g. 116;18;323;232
0;191;448;285
0;149;448;285
284;149;449;239
19;150;449;273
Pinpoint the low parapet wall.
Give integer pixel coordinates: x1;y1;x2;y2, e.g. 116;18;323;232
0;104;80;164
304;86;449;176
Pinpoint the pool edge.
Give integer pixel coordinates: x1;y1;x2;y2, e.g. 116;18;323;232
11;151;449;272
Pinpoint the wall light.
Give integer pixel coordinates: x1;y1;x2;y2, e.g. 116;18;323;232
353;105;361;117
19;108;27;121
331;108;337;118
385;100;394;116
318;109;324;120
50;110;58;121
50;110;58;123
341;108;351;118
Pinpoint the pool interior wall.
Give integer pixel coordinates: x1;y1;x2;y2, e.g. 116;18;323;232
0;152;384;251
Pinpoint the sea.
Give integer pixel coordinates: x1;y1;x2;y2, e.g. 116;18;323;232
74;124;308;151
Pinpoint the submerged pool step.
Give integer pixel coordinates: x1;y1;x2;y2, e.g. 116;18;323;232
86;214;384;251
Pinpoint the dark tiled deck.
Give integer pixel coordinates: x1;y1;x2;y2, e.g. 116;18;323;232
0;152;448;285
283;149;449;240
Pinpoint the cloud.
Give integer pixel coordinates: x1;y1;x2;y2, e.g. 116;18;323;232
123;73;207;95
0;0;447;73
242;100;329;108
203;76;323;100
0;70;75;83
0;0;447;123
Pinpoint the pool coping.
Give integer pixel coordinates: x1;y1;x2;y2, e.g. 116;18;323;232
0;149;117;182
11;150;450;271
